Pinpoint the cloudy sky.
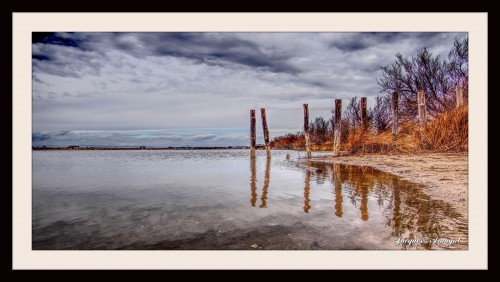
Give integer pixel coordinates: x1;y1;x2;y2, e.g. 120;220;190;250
32;32;466;147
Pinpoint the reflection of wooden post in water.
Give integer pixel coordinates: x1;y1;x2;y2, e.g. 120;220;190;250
250;109;256;158
303;104;312;159
348;164;353;185
360;186;369;221
360;97;367;129
260;108;271;158
333;164;343;217
304;169;311;213
392;178;401;236
260;156;271;208
333;99;342;156
250;153;257;207
392;92;399;144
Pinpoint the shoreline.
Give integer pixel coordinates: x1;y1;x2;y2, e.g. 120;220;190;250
310;152;468;221
32;147;255;151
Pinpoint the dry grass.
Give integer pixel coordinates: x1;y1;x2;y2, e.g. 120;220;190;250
311;141;333;151
422;105;468;152
342;105;468;154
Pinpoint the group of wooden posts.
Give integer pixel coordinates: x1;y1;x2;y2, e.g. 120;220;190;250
249;97;386;158
250;82;467;158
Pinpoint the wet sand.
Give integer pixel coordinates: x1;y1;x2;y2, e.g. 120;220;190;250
312;152;468;221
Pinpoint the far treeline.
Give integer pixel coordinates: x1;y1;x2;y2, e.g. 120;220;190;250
271;37;468;153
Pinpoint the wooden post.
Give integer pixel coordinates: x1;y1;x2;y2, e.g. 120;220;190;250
333;99;342;156
391;92;398;144
417;90;427;125
456;81;464;108
360;97;367;129
303;104;312;159
250;109;256;157
417;90;428;146
260;108;271;158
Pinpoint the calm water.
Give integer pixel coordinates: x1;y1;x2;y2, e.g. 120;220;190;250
32;149;467;250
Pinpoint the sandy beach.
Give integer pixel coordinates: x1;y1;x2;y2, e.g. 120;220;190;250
311;152;468;221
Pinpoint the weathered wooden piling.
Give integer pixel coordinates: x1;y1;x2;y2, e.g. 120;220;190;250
303;104;312;159
250;109;256;157
417;90;428;146
391;92;399;144
260;108;271;158
360;97;367;129
456;80;465;108
417;90;427;125
333;99;342;156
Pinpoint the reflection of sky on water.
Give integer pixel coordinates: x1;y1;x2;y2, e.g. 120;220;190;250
33;150;467;250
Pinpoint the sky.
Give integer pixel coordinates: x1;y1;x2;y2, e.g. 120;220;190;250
32;32;467;147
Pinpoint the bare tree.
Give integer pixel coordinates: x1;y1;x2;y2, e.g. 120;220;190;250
370;95;392;133
448;37;469;100
448;37;468;84
377;36;468;120
309;117;330;144
343;97;361;129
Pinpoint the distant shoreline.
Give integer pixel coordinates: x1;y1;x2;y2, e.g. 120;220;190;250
32;146;260;151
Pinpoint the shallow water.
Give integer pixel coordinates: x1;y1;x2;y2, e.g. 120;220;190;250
32;149;467;250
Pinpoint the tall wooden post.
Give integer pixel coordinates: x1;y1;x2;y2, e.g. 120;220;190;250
417;90;427;125
360;97;367;129
417;90;428;146
303;104;312;159
392;92;399;144
333;99;342;156
260;108;271;158
456;81;464;108
250;109;256;157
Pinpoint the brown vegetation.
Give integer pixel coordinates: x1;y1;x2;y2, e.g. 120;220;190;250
271;104;467;154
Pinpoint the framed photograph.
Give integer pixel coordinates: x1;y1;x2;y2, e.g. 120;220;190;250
12;12;487;269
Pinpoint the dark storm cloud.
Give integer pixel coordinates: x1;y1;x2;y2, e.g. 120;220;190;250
32;32;81;48
329;32;444;52
36;32;301;75
32;41;104;78
124;33;300;74
329;33;402;52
